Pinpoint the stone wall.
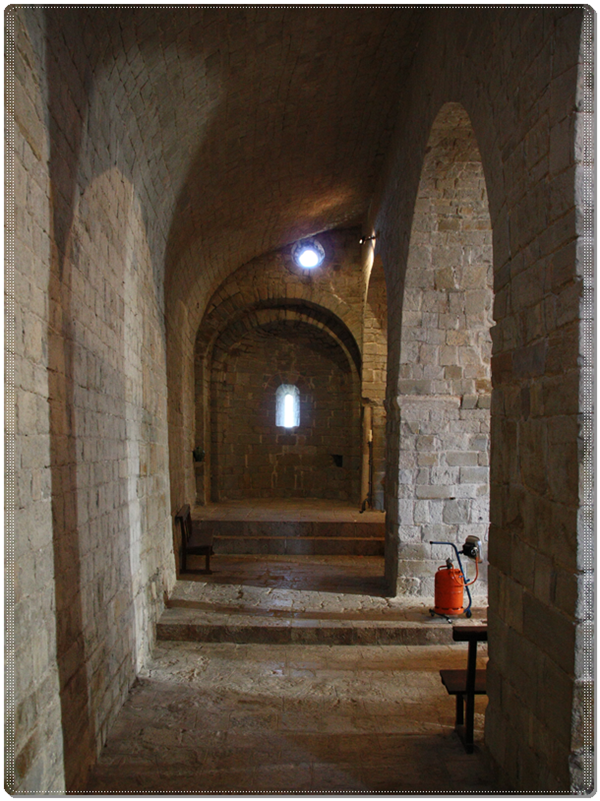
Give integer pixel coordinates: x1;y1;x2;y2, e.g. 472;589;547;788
371;8;592;792
396;103;492;597
211;320;361;501
8;9;177;792
8;10;64;792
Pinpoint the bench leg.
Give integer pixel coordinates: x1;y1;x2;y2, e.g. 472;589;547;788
205;550;212;574
465;695;475;753
455;693;464;726
181;549;187;574
464;640;478;753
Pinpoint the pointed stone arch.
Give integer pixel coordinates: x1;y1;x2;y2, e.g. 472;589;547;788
395;102;493;598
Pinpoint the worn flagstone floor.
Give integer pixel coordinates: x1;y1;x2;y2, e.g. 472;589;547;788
85;640;497;794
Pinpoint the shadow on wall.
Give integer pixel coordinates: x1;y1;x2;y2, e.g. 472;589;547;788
45;9;96;787
47;178;144;787
45;14;146;788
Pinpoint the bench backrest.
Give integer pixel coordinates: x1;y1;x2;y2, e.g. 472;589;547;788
175;504;192;547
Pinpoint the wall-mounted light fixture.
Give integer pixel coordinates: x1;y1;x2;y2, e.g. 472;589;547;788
292;238;325;269
359;233;378;245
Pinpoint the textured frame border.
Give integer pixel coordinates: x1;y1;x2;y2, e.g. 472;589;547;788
3;5;596;796
580;6;595;796
5;7;16;794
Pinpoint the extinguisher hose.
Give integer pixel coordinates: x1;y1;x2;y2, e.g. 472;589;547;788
464;556;479;586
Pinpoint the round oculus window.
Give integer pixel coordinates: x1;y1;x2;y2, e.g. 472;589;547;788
292;238;325;269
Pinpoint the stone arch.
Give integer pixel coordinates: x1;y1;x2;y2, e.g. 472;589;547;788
193;232;365;506
195;230;364;353
196;299;363;505
210;305;360;376
395;102;493;598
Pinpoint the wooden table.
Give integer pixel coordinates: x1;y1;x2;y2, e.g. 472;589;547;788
451;624;487;753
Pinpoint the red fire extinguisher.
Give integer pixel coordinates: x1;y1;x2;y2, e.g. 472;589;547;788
429;537;481;620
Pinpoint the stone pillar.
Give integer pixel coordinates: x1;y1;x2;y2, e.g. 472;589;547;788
360;401;373;508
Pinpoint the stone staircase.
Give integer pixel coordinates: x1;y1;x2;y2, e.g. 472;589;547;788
157;557;487;646
192;501;386;557
203;519;385;556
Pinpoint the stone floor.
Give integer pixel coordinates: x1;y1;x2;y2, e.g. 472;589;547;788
179;552;484;602
87;553;497;794
182;552;390;595
86;640;496;794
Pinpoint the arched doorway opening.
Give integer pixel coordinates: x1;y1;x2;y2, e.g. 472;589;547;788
187;281;384;583
182;233;386;588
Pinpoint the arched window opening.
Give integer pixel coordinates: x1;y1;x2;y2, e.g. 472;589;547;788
276;384;300;428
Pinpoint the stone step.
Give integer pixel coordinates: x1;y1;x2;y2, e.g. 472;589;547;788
156;605;463;646
213;535;384;556
198;520;385;538
197;520;385;556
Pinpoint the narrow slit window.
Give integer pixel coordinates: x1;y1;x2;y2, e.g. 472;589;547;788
283;393;295;427
276;384;300;428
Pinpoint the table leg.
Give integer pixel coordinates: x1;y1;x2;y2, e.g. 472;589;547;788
465;639;477;753
456;693;464;726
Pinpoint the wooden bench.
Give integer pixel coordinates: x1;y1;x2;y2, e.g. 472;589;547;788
175;504;214;574
440;668;487;726
440;624;487;753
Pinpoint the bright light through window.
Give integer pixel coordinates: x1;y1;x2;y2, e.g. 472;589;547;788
276;384;300;428
292;238;325;270
297;247;320;268
283;393;295;427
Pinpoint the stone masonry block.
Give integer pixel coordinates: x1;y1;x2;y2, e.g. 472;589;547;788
442;499;469;524
415;485;454;500
523;592;576;676
459;466;488;483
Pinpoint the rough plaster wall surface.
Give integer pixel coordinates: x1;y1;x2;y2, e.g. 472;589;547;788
9;8;176;792
372;8;591;792
211;322;360;501
396;103;492;598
